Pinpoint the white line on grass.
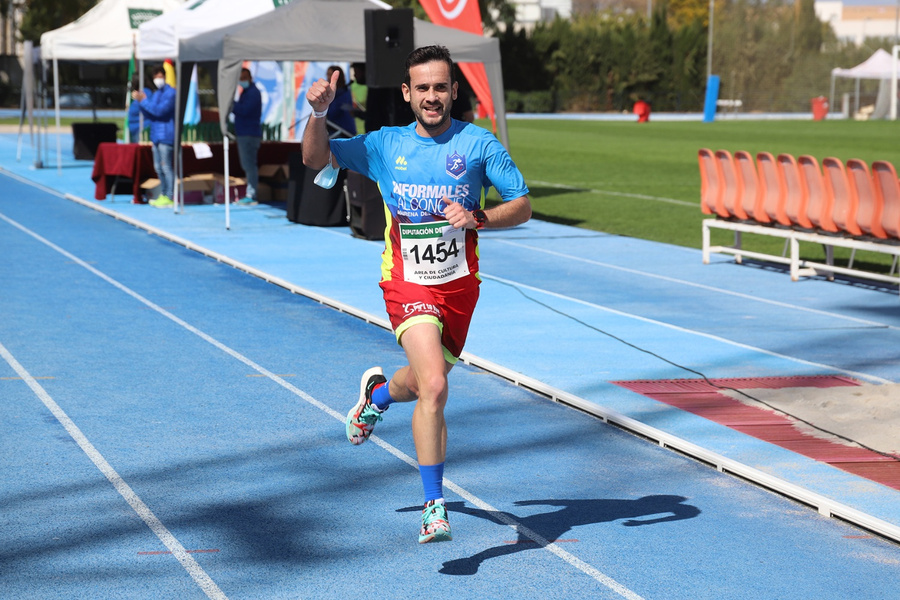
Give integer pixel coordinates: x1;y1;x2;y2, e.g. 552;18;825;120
0;341;228;600
0;211;646;600
528;179;697;208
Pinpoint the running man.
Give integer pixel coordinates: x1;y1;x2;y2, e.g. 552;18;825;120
303;45;531;543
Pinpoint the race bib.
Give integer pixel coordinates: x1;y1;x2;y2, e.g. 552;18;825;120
399;222;467;285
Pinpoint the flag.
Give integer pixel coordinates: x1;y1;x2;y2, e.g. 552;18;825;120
183;64;201;126
417;0;496;131
163;59;177;88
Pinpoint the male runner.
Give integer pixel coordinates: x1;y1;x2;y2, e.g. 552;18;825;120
303;45;531;543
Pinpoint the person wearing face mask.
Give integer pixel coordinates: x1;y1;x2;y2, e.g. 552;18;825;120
230;68;263;206
132;66;176;208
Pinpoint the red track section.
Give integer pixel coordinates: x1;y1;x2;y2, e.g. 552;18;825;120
612;376;900;491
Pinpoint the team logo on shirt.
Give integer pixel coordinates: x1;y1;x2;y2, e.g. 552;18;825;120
446;151;467;180
395;156;408;171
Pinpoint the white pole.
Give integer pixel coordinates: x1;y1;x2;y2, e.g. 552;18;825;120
174;60;182;214
53;56;61;174
892;45;899;121
829;74;835;116
224;135;231;230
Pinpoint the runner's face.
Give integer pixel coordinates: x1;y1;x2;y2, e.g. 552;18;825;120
403;60;457;136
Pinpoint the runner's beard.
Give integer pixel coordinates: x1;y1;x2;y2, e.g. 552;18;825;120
414;101;452;133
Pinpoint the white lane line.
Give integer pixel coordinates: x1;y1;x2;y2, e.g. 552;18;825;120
492;238;900;331
0;341;228;600
529;179;697;208
481;273;893;385
1;211;645;600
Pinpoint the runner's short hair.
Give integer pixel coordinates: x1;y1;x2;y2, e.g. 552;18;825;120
404;45;454;86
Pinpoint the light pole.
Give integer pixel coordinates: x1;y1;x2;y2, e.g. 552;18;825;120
707;0;714;81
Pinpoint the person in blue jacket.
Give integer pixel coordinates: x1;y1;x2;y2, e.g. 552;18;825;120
325;65;356;138
132;65;176;208
231;68;262;205
127;77;153;144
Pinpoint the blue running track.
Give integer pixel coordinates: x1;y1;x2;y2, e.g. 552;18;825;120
2;133;900;599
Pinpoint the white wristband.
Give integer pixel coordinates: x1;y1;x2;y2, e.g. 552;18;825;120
312;108;328;119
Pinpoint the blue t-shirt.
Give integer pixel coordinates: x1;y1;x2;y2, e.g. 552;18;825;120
330;120;528;288
331;120;527;223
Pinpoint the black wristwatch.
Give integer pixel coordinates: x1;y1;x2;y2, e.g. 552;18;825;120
472;209;487;230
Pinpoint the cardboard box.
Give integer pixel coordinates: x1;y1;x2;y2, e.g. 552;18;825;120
255;182;272;202
270;181;289;202
212;176;248;204
140;178;161;199
259;163;289;183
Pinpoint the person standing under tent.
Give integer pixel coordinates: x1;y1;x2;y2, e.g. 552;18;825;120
303;45;531;544
231;67;263;206
324;65;356;138
132;65;176;208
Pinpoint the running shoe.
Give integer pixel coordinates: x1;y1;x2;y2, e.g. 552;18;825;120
150;195;173;208
419;500;452;543
236;197;258;205
346;367;387;445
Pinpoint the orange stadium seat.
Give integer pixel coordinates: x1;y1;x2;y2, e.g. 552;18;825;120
698;148;727;217
822;157;862;237
777;153;814;229
872;161;900;240
757;152;790;226
734;151;767;223
715;149;749;220
847;159;887;239
798;155;837;233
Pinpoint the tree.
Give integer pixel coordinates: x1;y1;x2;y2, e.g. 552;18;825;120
19;0;98;43
795;0;823;54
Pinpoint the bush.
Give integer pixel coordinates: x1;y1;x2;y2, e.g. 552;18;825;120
521;91;555;113
505;90;524;113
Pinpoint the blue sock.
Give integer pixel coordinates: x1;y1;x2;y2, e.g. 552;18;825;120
419;462;445;503
370;382;394;411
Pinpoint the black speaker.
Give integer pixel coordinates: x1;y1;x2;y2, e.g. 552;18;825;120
286;152;305;223
71;122;117;160
346;171;386;240
365;9;414;89
296;167;347;227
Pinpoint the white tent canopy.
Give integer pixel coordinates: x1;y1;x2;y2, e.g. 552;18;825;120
829;48;900;119
831;48;900;80
177;0;508;148
137;0;283;60
39;0;185;170
41;0;184;61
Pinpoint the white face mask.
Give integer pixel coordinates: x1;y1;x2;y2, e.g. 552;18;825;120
153;78;165;89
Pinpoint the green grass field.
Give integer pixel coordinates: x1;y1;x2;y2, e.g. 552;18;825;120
494;118;900;271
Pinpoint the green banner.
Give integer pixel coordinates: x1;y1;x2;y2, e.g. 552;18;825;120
128;8;162;29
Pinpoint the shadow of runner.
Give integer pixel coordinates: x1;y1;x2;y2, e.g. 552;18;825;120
400;495;700;576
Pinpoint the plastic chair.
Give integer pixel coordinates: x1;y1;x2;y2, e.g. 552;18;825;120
715;149;748;219
698;149;727;217
872;160;900;240
847;159;887;239
734;151;767;223
822;157;862;236
757;152;790;226
776;153;813;229
798;155;837;233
